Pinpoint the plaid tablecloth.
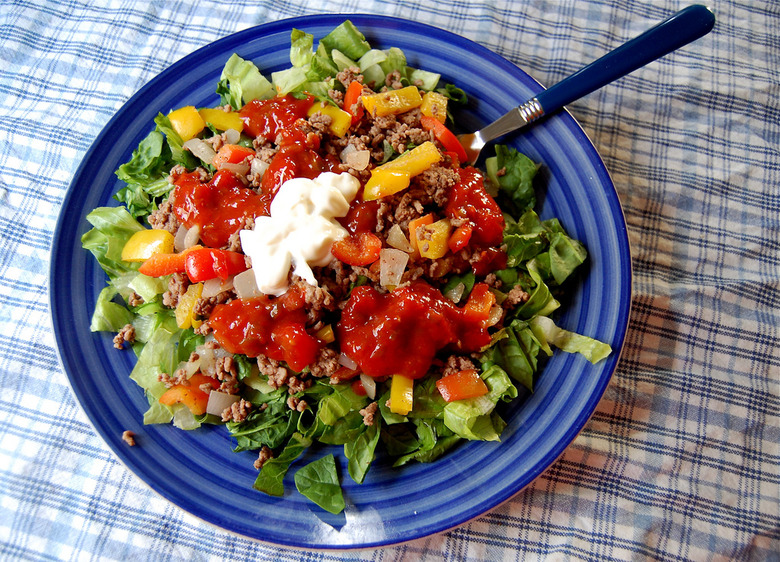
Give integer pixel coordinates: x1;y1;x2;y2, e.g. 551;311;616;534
1;0;778;560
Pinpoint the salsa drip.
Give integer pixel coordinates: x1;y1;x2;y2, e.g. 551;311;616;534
336;281;496;380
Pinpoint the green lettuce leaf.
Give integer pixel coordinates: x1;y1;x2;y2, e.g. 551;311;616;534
254;432;312;497
530;315;612;364
216;53;274;109
319;20;371;60
486;145;540;214
442;366;517;440
294;454;345;514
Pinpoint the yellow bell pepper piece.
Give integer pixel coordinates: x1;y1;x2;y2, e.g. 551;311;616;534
389;374;414;415
381;141;442;175
420;91;448;123
361;86;423;117
307;102;352;138
121;229;175;262
198;107;243;133
167;105;205;141
315;324;335;344
175;282;203;329
362;141;442;201
362;168;410;201
418;218;453;260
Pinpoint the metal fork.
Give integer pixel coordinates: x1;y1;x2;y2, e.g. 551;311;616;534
458;4;715;165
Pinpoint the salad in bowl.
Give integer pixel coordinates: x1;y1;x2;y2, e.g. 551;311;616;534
81;20;611;514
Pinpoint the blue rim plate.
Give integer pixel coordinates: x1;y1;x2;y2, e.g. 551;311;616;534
50;14;631;549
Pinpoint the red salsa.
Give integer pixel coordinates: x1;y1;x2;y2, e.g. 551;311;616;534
170;169;269;248
209;285;322;373
336;281;495;380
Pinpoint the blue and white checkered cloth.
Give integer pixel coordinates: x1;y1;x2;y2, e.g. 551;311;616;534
1;0;778;559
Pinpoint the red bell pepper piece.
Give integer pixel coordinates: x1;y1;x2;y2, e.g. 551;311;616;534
343;80;365;124
436;369;488;402
331;231;382;266
420;116;468;164
184;248;248;282
448;223;473;253
211;144;255;170
463;282;496;326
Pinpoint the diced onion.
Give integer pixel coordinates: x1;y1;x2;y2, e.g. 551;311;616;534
198;347;216;376
487;305;504;327
183;224;200;249
219;162;250;177
386;224;414;253
379;248;409;288
174;224;188;252
201;276;234;299
360;374;376;400
344;149;370;170
206;390;240;417
250;157;269;179
444;282;465;304
338;352;358;370
183;138;216;165
184;357;200;377
233;269;262;299
224;128;241;144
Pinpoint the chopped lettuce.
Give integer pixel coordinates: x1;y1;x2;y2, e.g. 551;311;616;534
216;53;274;109
319;20;371;60
486;145;540;214
530;315;613;364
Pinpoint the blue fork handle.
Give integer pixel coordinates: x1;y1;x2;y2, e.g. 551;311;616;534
535;4;715;114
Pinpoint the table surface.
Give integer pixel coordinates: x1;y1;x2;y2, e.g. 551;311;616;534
1;1;778;560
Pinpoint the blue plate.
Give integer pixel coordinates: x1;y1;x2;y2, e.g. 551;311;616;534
50;14;631;549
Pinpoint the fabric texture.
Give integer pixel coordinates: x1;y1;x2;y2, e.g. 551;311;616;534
1;0;778;560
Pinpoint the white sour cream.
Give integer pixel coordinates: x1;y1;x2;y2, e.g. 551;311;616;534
239;172;360;296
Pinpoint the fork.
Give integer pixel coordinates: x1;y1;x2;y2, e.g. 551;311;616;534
458;4;715;165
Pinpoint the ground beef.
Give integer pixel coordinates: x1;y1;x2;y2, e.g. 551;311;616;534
308;347;340;379
121;430;136;446
384;70;403;90
503;285;530;308
336;66;364;88
258;355;290;388
158;370;189;388
162;272;189;308
442;355;477;377
148;200;179;234
215;355;237;381
286;375;312;395
413;164;459;207
221;398;252;423
253;445;274;470
113;324;135;349
360;402;378;426
308;112;333;135
286;395;308;411
193;290;232;319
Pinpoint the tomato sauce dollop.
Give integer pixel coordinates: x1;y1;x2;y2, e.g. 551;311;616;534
209;285;322;373
446;167;505;248
170;169;270;248
336;281;495;380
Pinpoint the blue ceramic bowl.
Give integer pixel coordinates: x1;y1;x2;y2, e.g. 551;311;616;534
50;14;631;549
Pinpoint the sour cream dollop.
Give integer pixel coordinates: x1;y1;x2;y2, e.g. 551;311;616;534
239;172;361;296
